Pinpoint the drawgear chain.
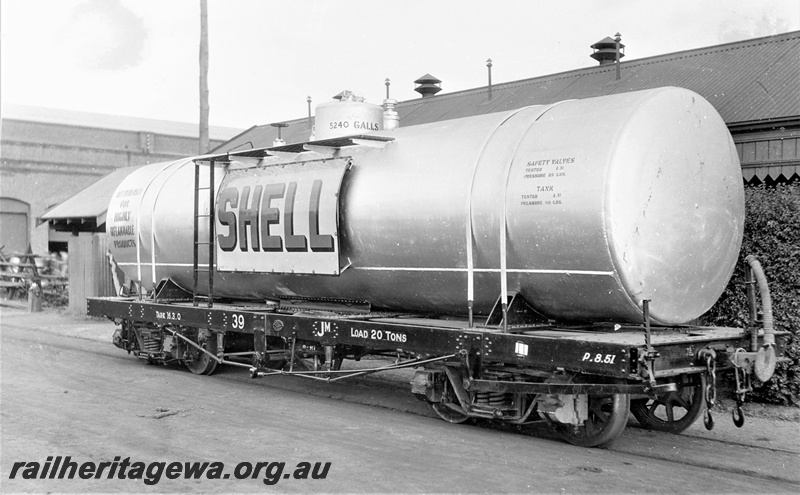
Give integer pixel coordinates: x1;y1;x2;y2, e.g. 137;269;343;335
700;349;717;431
731;348;751;428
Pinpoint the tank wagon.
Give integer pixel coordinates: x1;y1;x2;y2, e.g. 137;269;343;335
89;88;787;447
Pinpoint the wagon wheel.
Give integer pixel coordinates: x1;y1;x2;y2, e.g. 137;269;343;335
554;391;630;448
630;374;705;433
183;328;219;376
431;402;470;424
431;373;470;424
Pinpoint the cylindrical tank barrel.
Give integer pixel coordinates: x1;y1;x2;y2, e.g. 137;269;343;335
106;87;744;325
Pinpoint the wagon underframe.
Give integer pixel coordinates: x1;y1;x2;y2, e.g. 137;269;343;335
87;295;786;447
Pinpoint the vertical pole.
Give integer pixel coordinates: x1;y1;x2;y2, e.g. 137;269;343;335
192;162;200;306
307;96;312;131
208;160;215;308
486;59;493;101
614;33;622;81
745;264;758;325
642;299;658;388
385;78;391;99
643;299;652;350
745;263;759;351
24;245;42;313
199;0;210;154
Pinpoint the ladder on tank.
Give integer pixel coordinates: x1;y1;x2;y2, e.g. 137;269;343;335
191;158;222;307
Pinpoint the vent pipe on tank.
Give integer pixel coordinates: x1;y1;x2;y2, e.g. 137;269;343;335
306;96;313;138
271;122;288;146
383;78;399;130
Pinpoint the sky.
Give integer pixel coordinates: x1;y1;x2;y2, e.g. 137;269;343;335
2;0;798;131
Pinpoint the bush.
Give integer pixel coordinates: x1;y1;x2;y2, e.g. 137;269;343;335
701;183;800;405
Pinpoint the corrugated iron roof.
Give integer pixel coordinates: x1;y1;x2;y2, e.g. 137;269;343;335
4;104;244;141
40;164;147;225
396;31;800;126
218;31;800;170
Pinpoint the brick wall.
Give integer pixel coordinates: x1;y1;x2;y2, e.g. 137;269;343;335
0;118;230;253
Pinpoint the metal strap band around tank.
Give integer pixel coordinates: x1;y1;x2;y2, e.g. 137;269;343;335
465;108;532;327
497;101;571;330
136;160;184;297
150;160;193;290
